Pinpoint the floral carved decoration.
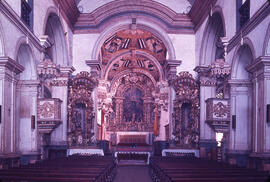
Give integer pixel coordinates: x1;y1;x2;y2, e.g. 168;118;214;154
171;72;200;149
67;71;98;147
213;102;229;118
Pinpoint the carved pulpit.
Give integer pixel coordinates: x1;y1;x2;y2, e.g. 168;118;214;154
37;98;62;134
206;98;230;132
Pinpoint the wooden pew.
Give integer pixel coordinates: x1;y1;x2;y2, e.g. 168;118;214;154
149;156;269;182
0;155;117;182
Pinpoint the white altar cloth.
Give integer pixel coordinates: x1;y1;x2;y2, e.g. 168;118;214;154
67;149;104;156
162;149;200;158
115;151;151;164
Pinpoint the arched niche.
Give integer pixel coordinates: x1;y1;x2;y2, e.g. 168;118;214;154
16;43;38;153
230;43;253;151
232;44;253;80
45;13;68;66
200;10;225;66
263;23;270;56
17;44;35;80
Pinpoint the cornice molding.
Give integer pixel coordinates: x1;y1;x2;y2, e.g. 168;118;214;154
246;56;270;73
74;0;194;34
0;1;44;51
0;56;24;74
228;2;270;52
189;0;217;32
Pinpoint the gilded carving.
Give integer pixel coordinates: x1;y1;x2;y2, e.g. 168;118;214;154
67;71;97;147
106;72;157;132
171;72;200;149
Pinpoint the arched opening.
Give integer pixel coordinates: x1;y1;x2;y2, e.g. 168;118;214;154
200;11;225;66
44;13;68;66
230;44;253;153
17;44;34;80
16;43;38;155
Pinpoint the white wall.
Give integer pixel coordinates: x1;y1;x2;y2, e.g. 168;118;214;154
72;34;99;74
169;34;196;75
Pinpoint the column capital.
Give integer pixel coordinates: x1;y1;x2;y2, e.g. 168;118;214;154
85;60;101;77
165;59;181;81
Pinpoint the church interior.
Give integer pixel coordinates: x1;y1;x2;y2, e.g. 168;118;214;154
0;0;270;181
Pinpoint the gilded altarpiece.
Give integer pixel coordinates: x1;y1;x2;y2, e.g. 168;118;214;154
107;72;157;132
67;72;97;147
171;72;200;149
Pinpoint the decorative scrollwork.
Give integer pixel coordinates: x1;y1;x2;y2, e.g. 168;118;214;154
172;72;199;149
67;71;97;147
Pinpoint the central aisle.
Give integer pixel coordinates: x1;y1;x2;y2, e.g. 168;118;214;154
113;165;152;182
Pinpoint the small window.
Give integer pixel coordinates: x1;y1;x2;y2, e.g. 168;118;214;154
236;0;250;31
21;0;33;29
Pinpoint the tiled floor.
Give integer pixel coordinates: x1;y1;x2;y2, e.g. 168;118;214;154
113;165;152;182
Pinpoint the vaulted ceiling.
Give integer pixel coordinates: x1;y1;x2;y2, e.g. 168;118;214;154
76;0;195;14
54;0;216;33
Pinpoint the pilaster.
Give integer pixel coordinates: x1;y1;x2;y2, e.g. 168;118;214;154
0;57;24;155
246;56;270;153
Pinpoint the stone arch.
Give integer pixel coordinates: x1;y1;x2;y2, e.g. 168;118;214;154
15;37;37;80
263;23;270;56
15;38;39;154
91;22;175;61
44;11;69;66
231;38;255;79
200;8;226;66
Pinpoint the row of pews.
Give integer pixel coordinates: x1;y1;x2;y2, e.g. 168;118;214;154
0;155;116;182
149;156;270;182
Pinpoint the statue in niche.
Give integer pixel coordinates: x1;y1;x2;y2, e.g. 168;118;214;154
123;87;143;122
74;103;86;132
181;103;192;144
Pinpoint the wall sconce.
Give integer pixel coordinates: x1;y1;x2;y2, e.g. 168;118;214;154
31;115;35;129
267;104;270;123
232;115;236;129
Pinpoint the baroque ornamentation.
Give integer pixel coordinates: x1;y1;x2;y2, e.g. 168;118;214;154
171;72;199;149
106;72;158;132
67;71;97;147
206;98;230;132
37;98;62;134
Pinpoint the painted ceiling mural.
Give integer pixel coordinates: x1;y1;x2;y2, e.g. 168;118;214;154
101;29;166;81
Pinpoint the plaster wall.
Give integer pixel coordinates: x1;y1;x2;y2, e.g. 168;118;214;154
169;34;196;75
4;0;20;16
250;0;267;18
230;86;252;151
72;34;99;74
